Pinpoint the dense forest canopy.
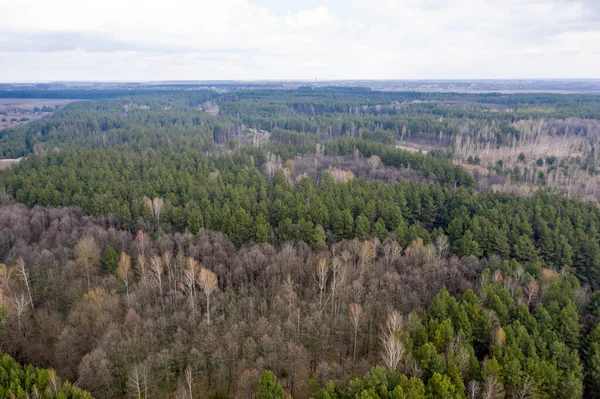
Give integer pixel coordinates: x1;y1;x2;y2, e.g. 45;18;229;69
1;87;600;398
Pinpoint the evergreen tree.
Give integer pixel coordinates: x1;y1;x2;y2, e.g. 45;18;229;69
355;214;371;239
101;245;119;274
255;371;290;399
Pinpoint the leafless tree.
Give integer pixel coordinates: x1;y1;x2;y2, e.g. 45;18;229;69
357;240;376;277
380;311;404;369
185;366;194;399
314;258;328;311
467;380;480;399
116;252;133;304
513;375;538;399
197;268;218;325
330;257;346;327
128;363;149;399
524;280;539;307
150;255;165;312
15;258;34;310
75;237;100;290
0;263;12;291
11;293;31;331
435;235;449;259
162;252;175;293
136;254;148;283
182;257;198;312
143;196;165;231
349;303;364;366
482;375;505;399
134;230;150;258
283;274;296;323
381;240;402;271
367;155;381;169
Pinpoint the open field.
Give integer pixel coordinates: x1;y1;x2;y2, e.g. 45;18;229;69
395;142;436;153
0;157;23;170
0;98;79;129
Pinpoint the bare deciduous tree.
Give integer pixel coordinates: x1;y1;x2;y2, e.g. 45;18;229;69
143;196;164;231
136;255;148;283
367;155;381;169
15;258;34;310
134;230;149;258
75;237;100;290
482;375;505;399
128;363;149;399
150;255;165;312
11;293;31;331
349;303;364;365
514;375;537;399
435;235;449;259
185;366;194;399
182;258;198;312
380;311;404;369
524;280;539;307
330;257;346;327
357;240;376;277
0;263;12;291
197;268;218;325
283;274;296;323
162;252;175;293
467;380;480;399
381;240;402;271
314;258;328;311
116;252;133;304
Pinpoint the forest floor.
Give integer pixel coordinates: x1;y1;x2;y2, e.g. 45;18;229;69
0;98;79;129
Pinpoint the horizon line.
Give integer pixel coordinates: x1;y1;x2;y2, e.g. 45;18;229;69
2;78;600;84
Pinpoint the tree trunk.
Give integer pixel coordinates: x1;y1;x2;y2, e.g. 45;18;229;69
206;295;211;325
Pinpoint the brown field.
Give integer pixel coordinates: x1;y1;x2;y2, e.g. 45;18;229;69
395;142;435;153
0;98;79;130
0;157;23;170
398;136;584;170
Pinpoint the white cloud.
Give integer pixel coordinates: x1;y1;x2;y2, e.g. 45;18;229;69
0;0;598;80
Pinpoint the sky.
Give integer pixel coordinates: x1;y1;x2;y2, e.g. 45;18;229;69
0;0;599;81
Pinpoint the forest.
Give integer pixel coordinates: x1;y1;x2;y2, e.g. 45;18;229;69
1;87;600;398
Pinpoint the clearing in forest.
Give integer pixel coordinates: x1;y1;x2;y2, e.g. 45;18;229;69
0;98;79;130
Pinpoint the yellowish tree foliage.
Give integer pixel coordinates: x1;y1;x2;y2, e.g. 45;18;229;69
75;237;100;290
197;268;218;324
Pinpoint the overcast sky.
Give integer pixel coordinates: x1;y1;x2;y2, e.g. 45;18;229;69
0;0;599;81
